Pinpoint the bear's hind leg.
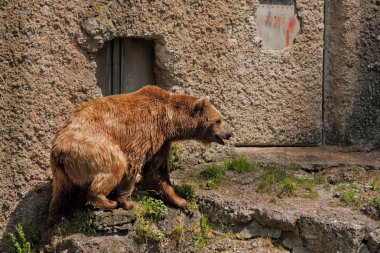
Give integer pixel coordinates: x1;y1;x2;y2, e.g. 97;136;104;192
116;167;141;210
87;173;120;210
49;158;75;224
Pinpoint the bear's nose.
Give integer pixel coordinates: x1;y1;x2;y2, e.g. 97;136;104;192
225;131;233;140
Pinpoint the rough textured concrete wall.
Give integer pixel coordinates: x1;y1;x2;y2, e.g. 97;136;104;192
0;0;324;242
0;0;100;242
324;0;380;144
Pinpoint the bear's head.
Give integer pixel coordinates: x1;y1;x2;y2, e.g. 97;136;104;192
192;96;233;145
170;94;233;145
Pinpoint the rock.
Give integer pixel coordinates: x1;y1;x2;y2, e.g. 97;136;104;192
297;215;367;253
367;228;380;253
282;232;303;249
93;209;135;233
156;207;201;236
361;204;380;221
81;17;116;38
236;220;282;239
53;233;143;253
359;243;371;253
197;189;378;253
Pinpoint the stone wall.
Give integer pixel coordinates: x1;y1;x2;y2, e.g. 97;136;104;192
1;0;377;244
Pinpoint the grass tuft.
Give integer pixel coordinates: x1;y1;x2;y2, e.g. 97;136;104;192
281;178;297;196
341;190;359;206
224;157;257;173
200;165;226;189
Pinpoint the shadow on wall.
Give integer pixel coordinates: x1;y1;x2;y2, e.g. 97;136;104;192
0;182;51;252
346;1;380;142
325;1;380;144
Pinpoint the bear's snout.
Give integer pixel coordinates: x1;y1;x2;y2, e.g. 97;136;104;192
224;130;233;140
215;125;233;145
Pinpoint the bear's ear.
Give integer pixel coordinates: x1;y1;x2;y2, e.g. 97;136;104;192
192;96;209;115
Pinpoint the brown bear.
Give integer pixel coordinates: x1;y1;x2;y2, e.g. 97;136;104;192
48;85;232;222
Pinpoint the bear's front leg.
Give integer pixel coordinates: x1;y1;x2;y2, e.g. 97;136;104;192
142;142;187;208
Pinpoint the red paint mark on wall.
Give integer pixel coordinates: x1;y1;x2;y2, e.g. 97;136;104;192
255;5;300;50
286;16;295;47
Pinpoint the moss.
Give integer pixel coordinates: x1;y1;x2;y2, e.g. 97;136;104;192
224;157;257;173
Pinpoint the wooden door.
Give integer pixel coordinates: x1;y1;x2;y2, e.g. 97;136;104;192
96;38;155;96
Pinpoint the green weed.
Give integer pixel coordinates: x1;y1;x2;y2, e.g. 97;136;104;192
290;164;302;171
257;166;287;193
224;157;257;173
174;183;195;201
174;183;199;211
372;196;380;210
17;218;42;248
335;183;347;192
8;224;31;253
53;213;95;236
369;176;380;192
136;218;166;243
138;197;167;220
169;142;182;170
341;190;358;205
195;215;209;249
200;165;226;189
257;166;323;199
171;225;185;242
281;178;297;196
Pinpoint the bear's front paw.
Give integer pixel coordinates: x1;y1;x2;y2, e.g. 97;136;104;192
87;195;118;210
173;197;188;209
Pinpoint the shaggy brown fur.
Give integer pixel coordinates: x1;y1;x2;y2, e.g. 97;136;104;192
49;86;232;222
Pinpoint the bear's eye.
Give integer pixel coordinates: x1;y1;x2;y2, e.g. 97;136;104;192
216;119;222;125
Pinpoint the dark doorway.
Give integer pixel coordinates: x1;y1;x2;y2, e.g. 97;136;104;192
96;38;155;96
